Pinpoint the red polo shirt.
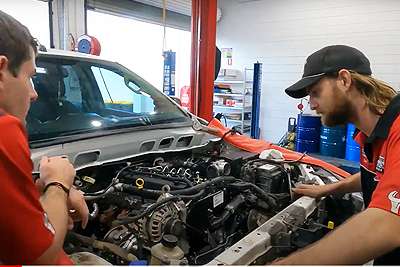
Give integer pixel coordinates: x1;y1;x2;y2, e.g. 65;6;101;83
0;114;72;264
354;94;400;265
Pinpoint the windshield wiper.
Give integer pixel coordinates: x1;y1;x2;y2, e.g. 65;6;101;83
141;115;153;126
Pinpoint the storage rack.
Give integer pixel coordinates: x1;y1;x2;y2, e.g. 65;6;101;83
213;68;253;134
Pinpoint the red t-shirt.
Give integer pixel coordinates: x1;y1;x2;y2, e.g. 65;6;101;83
355;112;400;213
0;114;72;264
354;95;400;265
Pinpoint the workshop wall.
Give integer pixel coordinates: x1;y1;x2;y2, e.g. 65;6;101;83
217;0;400;142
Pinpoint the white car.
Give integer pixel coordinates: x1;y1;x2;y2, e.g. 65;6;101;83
28;49;362;265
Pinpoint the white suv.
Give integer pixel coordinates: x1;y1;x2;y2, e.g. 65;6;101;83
29;50;361;265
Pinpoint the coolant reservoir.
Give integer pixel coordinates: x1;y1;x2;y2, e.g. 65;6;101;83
150;234;184;265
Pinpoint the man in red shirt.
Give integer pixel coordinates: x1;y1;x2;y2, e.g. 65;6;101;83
275;45;400;264
0;11;88;264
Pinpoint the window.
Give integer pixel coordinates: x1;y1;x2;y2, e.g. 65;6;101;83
63;65;83;108
27;56;189;143
91;66;155;114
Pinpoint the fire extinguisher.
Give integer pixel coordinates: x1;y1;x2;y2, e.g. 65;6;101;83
180;86;191;110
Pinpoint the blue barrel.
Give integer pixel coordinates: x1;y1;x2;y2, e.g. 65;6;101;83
320;125;346;158
295;114;321;153
345;123;360;162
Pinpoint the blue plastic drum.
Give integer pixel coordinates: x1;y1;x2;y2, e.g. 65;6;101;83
295;114;321;153
320;125;346;158
345;123;360;162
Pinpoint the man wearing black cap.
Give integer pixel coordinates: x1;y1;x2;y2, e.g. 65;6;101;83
274;45;400;265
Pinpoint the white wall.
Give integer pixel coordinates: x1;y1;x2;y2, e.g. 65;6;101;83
217;0;400;142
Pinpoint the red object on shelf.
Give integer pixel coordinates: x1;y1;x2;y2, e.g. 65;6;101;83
225;99;236;106
180;86;191;110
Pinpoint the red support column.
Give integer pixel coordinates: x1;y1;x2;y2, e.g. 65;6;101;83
190;0;217;121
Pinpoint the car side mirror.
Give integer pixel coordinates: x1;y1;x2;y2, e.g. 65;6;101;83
124;77;142;95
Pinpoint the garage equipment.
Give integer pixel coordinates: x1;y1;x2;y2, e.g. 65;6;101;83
345;123;360;162
76;34;101;55
250;62;262;139
320;125;346;158
295;114;321;153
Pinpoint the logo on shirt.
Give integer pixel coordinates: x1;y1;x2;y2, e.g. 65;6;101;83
376;155;385;173
388;191;400;214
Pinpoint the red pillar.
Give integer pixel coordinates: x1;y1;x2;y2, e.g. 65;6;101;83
190;0;217;121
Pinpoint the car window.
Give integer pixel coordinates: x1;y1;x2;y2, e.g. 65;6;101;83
92;66;155;114
27;56;190;143
63;65;83;109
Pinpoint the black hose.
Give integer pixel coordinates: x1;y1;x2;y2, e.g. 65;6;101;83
122;176;237;196
85;175;236;201
120;185;164;199
227;182;278;208
84;168;194;198
171;176;238;195
210;194;246;229
126;169;194;187
84;185;114;197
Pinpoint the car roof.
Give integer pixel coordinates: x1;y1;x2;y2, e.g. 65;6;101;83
38;49;115;63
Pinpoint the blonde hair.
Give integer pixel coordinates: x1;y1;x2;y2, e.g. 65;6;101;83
350;71;398;115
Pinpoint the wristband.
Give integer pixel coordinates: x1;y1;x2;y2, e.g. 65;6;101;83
43;181;70;196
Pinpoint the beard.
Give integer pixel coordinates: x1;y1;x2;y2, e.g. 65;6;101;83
320;89;353;127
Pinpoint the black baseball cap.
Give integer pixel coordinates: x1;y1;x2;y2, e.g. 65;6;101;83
285;45;372;98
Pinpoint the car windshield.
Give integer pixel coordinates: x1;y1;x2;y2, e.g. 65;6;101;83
27;55;190;142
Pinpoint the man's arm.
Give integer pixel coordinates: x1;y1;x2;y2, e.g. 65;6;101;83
33;156;75;264
35;183;90;230
273;207;400;265
292;172;361;198
33;187;69;264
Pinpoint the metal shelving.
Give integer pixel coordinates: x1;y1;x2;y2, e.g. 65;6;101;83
213;68;253;134
214;105;252;111
214;92;246;97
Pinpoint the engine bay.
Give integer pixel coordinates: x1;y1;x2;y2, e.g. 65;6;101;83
64;140;362;265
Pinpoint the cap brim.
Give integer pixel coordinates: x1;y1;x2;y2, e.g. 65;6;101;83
285;73;325;98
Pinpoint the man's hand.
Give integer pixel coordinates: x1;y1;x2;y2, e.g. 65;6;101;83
39;156;75;189
292;184;330;198
293;172;362;199
37;156;88;229
36;179;89;230
68;187;89;229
